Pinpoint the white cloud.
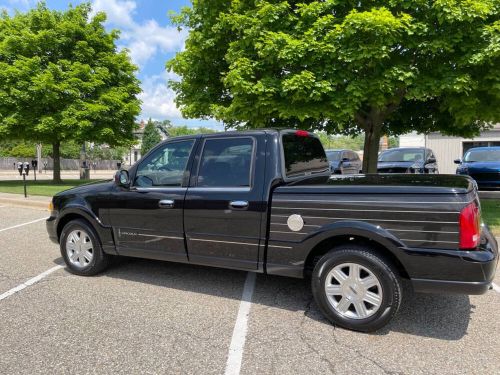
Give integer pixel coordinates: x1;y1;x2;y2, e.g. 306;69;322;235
90;0;186;67
90;0;136;28
139;72;183;120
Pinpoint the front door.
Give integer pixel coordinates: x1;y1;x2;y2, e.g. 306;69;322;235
108;139;196;262
184;135;265;270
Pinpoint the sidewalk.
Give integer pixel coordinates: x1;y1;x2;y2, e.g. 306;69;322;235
0;169;115;181
0;192;51;210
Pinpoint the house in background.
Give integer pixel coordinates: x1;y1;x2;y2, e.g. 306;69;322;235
399;124;500;174
123;120;169;166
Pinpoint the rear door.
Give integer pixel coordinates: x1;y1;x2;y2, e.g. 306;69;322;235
183;135;266;270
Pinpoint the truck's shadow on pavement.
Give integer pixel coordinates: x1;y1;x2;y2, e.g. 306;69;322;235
59;256;472;341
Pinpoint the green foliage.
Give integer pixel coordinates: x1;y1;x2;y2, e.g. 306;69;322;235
0;3;141;179
168;0;500;171
141;119;162;155
166;125;216;138
0;139;81;158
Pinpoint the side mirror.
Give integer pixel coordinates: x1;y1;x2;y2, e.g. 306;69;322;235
454;159;462;164
427;157;436;164
114;170;130;187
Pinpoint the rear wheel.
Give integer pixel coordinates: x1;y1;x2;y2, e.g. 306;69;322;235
60;219;109;276
311;245;402;332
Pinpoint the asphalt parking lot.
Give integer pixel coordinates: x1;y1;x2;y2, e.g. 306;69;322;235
1;205;499;374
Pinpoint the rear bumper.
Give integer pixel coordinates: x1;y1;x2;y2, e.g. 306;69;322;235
411;279;492;295
407;226;498;295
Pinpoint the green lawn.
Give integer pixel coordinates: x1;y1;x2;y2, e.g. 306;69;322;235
481;200;500;237
0;179;104;197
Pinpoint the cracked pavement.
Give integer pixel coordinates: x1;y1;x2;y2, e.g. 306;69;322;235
0;205;499;374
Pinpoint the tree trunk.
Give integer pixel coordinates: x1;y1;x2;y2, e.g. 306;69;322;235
52;141;62;183
362;121;382;174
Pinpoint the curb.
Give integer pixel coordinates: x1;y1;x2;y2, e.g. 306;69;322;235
479;191;500;200
0;197;50;211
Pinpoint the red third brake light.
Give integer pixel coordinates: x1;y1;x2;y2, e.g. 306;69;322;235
459;203;481;249
295;130;309;137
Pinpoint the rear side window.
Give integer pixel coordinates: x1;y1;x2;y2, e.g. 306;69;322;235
282;133;329;178
197;137;254;187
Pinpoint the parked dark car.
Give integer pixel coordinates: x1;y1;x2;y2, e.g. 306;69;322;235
325;149;362;174
455;146;500;189
46;130;497;332
378;147;438;174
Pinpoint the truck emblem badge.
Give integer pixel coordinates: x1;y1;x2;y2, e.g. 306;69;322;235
287;214;304;232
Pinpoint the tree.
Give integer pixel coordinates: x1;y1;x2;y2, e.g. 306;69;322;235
168;1;500;172
0;3;141;181
141;118;162;155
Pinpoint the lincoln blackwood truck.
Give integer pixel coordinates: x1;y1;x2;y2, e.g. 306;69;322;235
46;130;498;332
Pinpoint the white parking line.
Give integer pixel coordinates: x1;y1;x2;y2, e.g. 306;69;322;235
225;272;256;375
0;265;63;301
492;283;500;293
0;217;47;233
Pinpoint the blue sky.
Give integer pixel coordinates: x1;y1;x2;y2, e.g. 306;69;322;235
0;0;223;129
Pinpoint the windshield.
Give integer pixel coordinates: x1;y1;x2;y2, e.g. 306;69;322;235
378;149;425;163
464;149;500;162
326;151;341;161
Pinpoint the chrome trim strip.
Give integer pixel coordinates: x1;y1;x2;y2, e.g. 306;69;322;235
270;230;307;235
401;239;459;244
267;244;293;249
189;238;259;246
273;199;473;205
122;232;184;240
387;228;459;234
271;223;321;228
272;207;460;214
271;214;457;224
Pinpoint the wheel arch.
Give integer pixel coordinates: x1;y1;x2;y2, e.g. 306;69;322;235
301;222;410;280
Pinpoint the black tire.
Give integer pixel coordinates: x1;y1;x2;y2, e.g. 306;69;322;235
60;219;109;276
311;245;402;332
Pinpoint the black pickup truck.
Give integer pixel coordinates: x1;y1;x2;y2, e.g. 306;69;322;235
46;130;498;332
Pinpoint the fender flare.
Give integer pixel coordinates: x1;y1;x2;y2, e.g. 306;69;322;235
295;220;407;265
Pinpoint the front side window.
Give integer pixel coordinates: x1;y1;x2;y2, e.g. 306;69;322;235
134;140;194;187
197;138;254;187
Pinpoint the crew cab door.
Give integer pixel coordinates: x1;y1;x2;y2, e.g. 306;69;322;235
184;135;266;270
108;139;196;262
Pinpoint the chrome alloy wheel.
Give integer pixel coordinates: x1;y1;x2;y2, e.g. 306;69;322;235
324;262;383;320
66;229;94;268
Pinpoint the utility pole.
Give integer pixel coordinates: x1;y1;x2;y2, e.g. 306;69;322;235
36;143;42;173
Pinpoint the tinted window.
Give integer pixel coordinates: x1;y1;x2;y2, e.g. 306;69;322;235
282;133;329;178
351;151;360;161
197;138;254;187
134;140;194;187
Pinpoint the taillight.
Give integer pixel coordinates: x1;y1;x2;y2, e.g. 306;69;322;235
295;130;309;137
459;203;481;249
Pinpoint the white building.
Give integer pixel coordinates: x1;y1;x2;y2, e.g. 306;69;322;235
399;124;500;174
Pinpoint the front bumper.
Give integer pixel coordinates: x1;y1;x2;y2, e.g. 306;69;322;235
407;226;498;295
46;214;59;244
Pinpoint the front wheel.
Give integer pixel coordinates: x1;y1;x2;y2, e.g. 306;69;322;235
311;245;402;332
60;219;109;276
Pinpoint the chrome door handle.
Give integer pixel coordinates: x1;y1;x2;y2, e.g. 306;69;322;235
158;199;175;208
229;200;249;210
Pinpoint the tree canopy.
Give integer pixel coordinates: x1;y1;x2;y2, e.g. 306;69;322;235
141;118;162;155
0;2;141;181
168;0;500;172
